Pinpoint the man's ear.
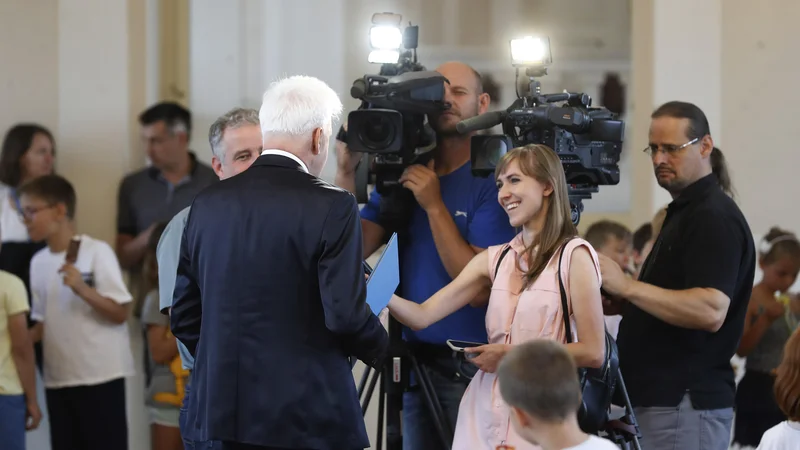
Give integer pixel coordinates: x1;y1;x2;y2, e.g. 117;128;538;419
478;92;491;114
176;131;189;147
311;127;323;156
211;156;224;178
699;134;714;158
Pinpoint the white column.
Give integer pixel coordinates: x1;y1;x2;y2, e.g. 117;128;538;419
258;0;347;182
188;0;245;163
630;0;722;222
51;1;150;450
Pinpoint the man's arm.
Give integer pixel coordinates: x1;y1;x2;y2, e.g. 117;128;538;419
620;281;730;332
601;209;744;332
115;178;153;269
170;221;202;356
318;193;388;368
426;208;483;279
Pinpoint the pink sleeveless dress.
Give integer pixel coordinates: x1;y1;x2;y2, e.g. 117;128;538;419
451;234;602;450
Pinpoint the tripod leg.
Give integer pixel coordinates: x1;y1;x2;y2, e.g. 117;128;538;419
362;366;381;416
377;370;386;450
408;354;453;450
614;370;642;450
358;364;372;400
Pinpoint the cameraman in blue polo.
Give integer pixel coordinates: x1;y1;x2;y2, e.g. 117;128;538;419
335;61;516;450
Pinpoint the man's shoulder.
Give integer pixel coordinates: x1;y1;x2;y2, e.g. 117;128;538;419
120;166;153;186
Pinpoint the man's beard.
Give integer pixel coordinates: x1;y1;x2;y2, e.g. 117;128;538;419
430;104;480;137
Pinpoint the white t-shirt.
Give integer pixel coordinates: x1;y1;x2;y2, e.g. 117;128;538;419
563;435;620;450
757;421;800;450
30;234;135;388
0;183;29;242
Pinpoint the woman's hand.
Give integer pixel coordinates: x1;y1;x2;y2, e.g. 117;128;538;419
464;344;510;373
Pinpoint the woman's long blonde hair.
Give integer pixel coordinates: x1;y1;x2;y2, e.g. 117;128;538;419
494;144;577;290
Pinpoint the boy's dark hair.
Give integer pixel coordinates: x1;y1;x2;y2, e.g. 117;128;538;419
17;174;76;219
497;340;581;422
632;223;652;253
139;102;192;140
0;123;56;187
584;220;631;249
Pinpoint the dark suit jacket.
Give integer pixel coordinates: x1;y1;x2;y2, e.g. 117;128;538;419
170;154;388;449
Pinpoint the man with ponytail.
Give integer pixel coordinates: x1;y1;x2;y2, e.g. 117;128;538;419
598;101;756;450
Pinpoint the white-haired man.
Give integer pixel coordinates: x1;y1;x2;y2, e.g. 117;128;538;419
171;76;389;450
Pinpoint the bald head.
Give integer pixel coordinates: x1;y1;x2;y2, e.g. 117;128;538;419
430;61;490;136
436;61;483;94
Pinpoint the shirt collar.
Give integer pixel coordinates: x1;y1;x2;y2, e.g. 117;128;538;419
148;151;200;182
260;149;309;173
668;173;718;211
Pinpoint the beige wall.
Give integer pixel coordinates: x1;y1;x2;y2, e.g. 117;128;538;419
2;1;160;449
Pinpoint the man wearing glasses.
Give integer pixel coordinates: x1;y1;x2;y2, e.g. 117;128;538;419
597;101;755;450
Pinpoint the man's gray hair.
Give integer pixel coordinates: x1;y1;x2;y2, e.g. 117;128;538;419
208;107;260;160
258;75;342;139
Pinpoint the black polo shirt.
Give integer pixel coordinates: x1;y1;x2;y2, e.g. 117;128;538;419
616;174;755;409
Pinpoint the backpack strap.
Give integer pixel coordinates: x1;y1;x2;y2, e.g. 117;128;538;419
494;244;512;280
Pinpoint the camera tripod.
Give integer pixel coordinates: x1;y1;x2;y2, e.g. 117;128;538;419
599;369;643;450
357;316;456;450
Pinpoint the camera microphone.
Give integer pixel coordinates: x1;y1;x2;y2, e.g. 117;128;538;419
456;111;507;134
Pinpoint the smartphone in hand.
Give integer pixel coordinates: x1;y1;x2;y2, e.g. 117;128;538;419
447;339;487;360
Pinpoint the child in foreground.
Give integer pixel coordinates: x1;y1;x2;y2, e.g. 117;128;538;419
496;340;618;450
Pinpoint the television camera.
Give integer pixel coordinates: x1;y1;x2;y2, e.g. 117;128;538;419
344;13;448;232
457;36;625;225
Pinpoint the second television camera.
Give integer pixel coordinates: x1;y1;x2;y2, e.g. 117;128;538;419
345;13;448;231
458;36;625;225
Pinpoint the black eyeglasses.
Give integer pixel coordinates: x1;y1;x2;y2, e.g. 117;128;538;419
642;137;699;156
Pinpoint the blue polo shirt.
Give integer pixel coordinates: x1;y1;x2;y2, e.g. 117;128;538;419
360;161;516;345
156;206;194;370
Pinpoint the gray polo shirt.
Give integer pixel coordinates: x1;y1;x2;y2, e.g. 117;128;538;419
117;152;216;236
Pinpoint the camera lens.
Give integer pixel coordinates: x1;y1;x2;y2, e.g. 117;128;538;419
360;115;396;150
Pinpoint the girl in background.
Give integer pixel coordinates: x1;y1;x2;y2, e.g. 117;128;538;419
734;227;800;448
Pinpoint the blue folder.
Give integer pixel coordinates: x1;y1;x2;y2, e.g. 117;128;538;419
365;232;399;315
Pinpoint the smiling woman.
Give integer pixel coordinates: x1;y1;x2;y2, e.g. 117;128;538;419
386;144;608;449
